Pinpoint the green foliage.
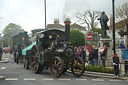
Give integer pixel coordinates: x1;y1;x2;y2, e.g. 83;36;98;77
92;28;103;34
85;65;114;74
2;23;24;46
70;29;85;47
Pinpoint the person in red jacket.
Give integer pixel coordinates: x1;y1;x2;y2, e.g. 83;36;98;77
5;49;9;53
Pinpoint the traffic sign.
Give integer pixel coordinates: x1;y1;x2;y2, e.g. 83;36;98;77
87;33;92;40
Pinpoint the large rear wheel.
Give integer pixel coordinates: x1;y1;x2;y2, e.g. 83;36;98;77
72;57;84;77
50;57;63;78
30;45;44;74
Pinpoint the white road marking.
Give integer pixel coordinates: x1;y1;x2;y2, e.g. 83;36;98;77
24;78;36;80
58;79;71;80
5;78;18;80
41;78;53;80
76;79;87;80
109;80;121;82
92;79;104;81
1;67;6;69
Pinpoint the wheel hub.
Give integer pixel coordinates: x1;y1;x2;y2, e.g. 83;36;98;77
53;65;57;69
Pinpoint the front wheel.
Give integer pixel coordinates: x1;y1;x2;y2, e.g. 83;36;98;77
72;57;84;77
50;57;63;78
30;45;44;74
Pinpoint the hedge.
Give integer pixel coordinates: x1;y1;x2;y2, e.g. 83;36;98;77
85;65;114;74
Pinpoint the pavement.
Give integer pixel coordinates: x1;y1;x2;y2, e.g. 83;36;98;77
0;60;7;80
0;53;9;80
0;67;128;81
84;71;128;80
67;70;128;80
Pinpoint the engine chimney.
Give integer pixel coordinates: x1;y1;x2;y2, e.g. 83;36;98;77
64;18;71;42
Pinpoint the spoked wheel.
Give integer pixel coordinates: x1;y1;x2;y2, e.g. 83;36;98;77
30;45;44;74
72;57;84;77
50;57;63;78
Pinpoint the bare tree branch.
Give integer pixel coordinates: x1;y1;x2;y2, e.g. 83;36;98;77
116;2;128;24
75;10;100;30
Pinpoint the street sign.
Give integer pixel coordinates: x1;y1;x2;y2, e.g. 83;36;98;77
87;33;92;40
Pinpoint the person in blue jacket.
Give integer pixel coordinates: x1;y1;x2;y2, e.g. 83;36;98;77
119;42;125;49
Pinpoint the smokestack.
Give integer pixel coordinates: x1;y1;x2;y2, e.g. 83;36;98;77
64;18;71;42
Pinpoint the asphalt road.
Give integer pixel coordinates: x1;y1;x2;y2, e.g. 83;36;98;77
0;53;128;85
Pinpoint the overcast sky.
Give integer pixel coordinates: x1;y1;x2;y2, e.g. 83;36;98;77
0;0;127;33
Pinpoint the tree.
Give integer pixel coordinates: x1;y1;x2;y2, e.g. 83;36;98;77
75;10;100;30
70;29;85;47
2;23;24;46
116;2;128;24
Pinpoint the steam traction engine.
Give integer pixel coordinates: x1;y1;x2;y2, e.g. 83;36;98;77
30;18;84;78
12;32;29;64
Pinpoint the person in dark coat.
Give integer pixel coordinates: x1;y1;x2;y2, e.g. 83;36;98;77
92;46;98;66
79;46;86;62
101;45;107;67
88;49;94;65
79;46;86;70
113;54;120;77
124;61;128;76
0;45;3;61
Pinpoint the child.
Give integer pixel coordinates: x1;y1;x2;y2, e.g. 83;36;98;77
99;47;104;59
113;54;120;77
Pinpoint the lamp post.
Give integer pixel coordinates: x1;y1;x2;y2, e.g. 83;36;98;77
44;0;47;29
112;0;116;54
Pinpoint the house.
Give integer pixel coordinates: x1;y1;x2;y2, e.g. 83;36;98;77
70;23;86;33
46;19;64;31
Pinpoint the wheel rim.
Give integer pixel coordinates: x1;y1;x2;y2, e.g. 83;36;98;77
50;57;63;78
30;45;39;73
72;58;84;76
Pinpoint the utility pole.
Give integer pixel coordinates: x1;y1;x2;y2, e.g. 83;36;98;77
44;0;47;29
112;0;116;54
0;17;3;47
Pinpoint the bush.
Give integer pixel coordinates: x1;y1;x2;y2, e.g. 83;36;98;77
85;65;114;74
70;29;85;47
